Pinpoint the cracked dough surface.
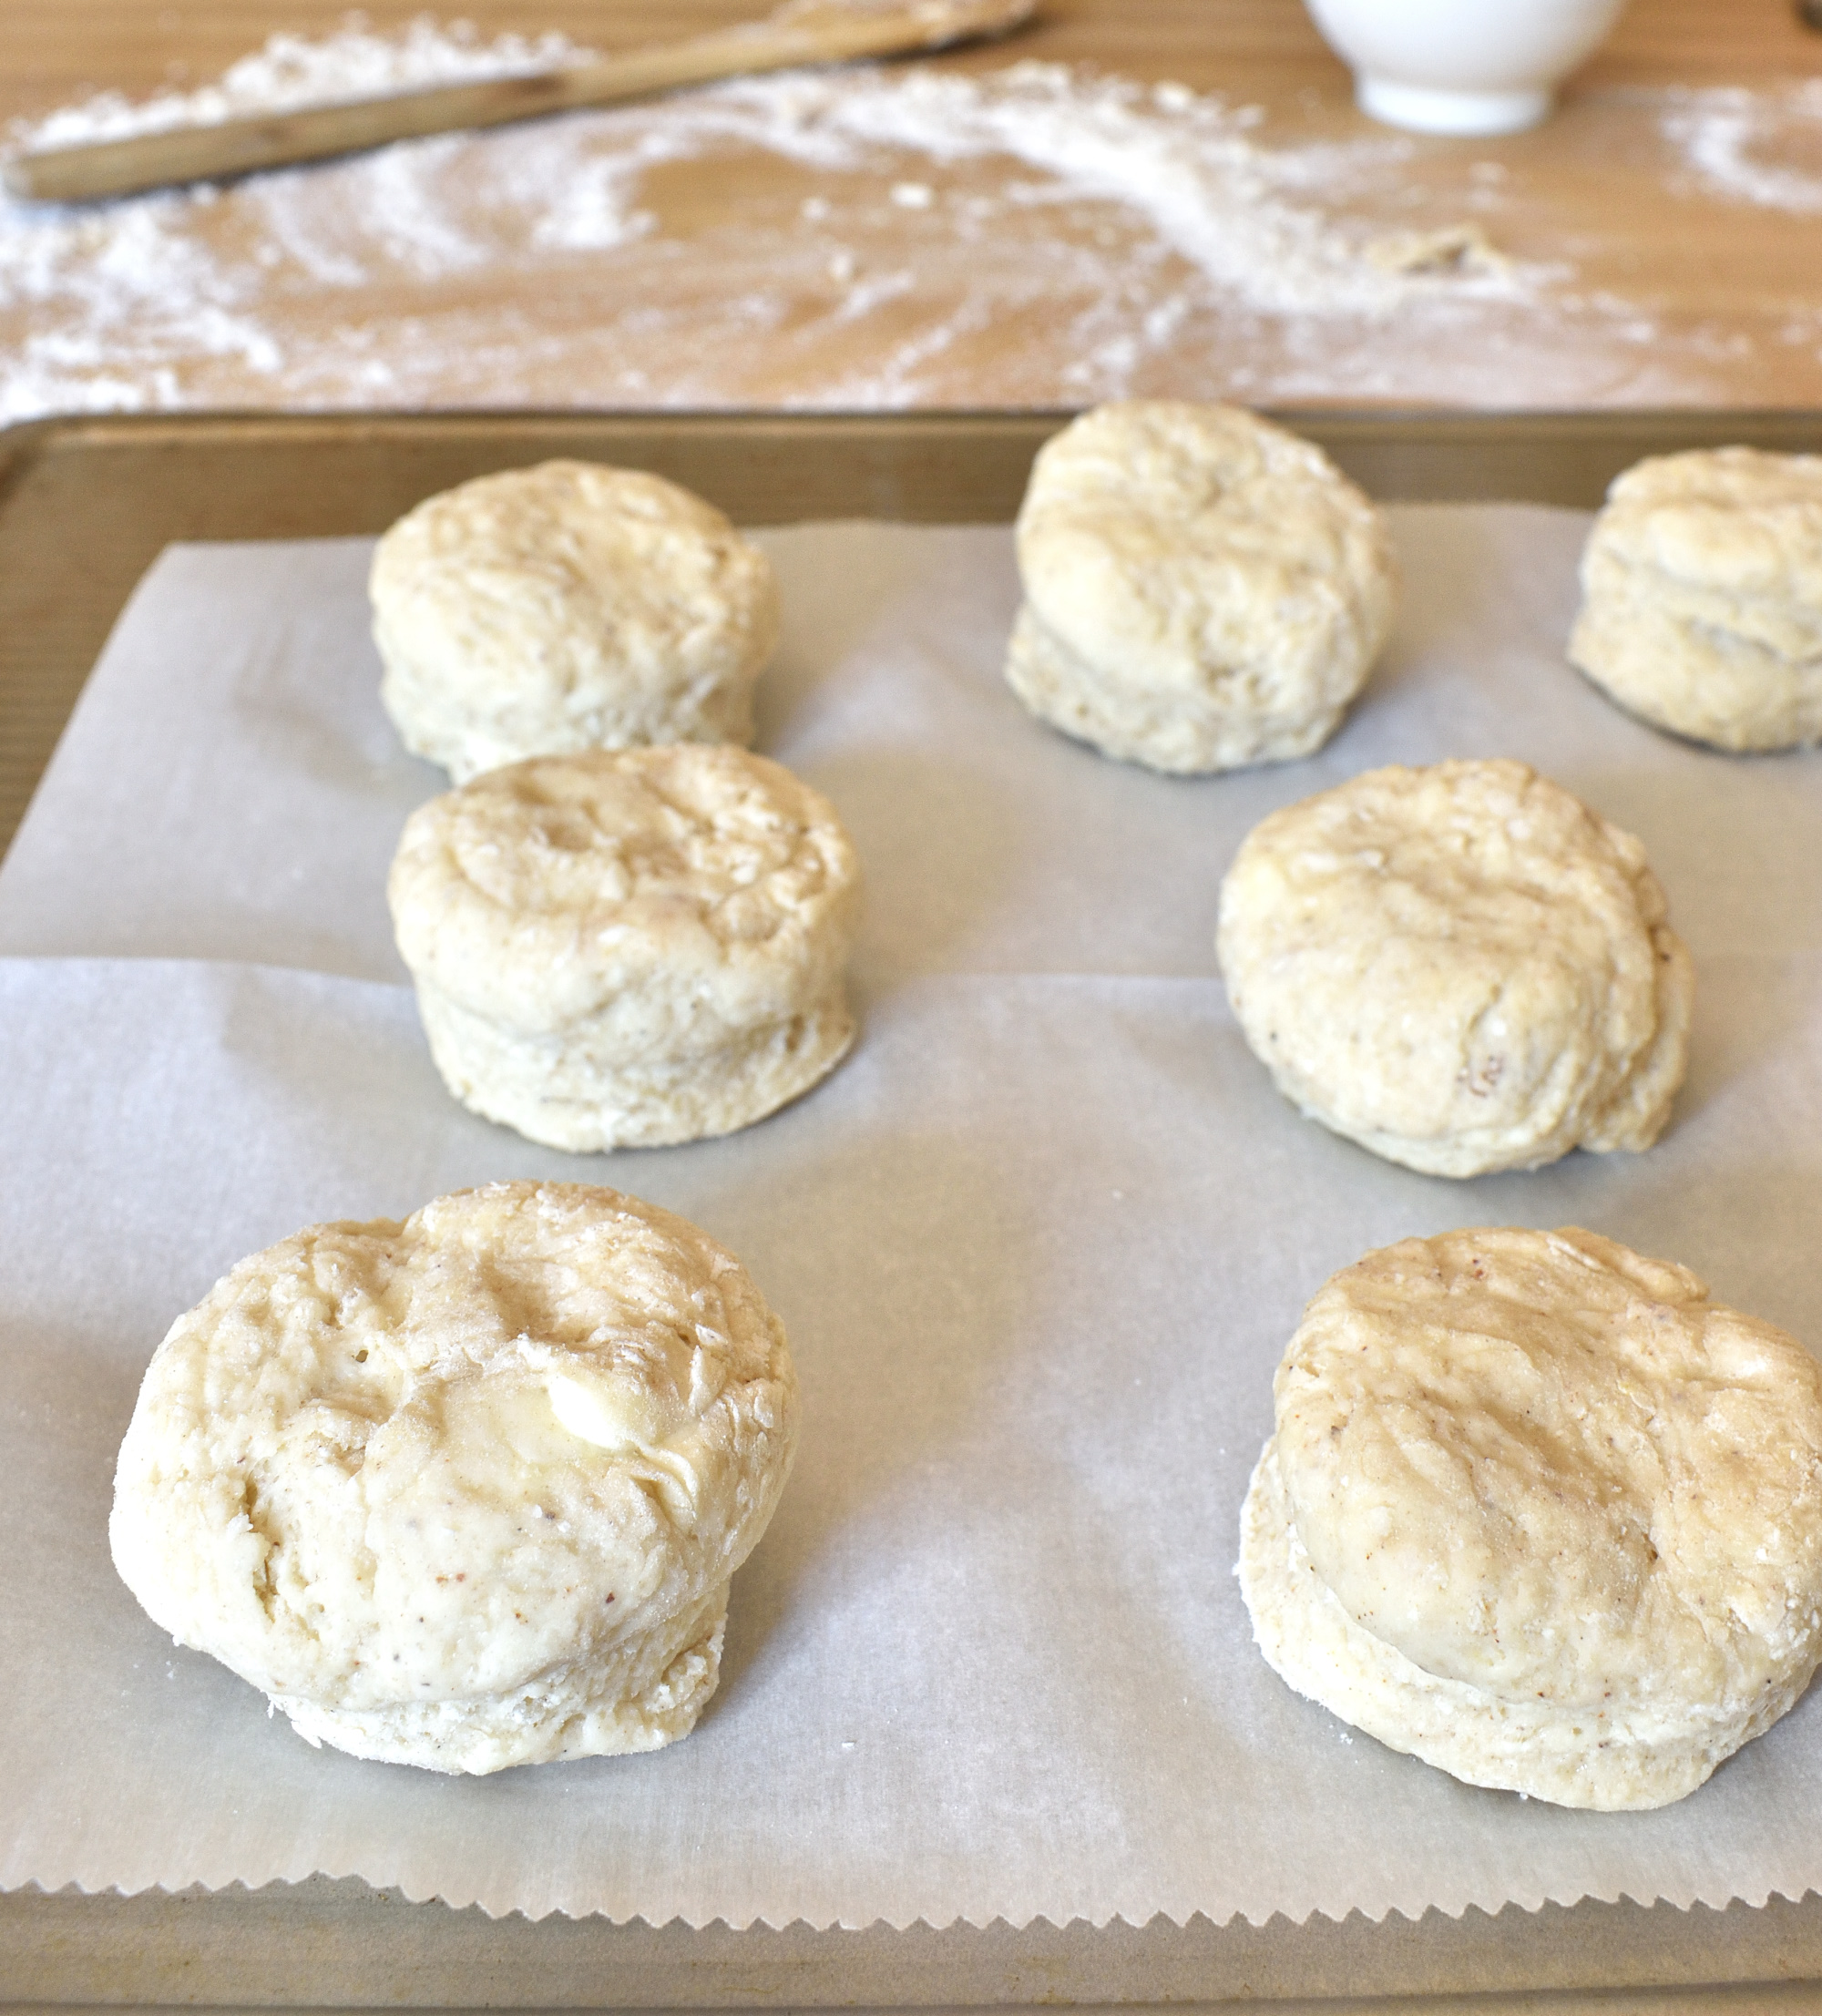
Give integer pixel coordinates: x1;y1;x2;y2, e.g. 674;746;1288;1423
1215;758;1693;1177
1007;401;1396;773
1238;1226;1822;1810
110;1181;799;1775
389;744;862;1151
373;459;779;783
1569;445;1822;752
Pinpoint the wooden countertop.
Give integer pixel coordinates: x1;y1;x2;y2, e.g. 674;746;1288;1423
3;0;1821;414
11;0;1821;112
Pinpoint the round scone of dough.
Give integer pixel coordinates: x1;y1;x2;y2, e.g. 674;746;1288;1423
389;743;862;1151
1215;758;1693;1177
110;1181;800;1775
1007;401;1397;773
1238;1226;1822;1810
372;459;780;783
1568;446;1822;752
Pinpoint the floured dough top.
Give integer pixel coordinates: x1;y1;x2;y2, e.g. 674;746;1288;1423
1016;401;1396;711
1274;1226;1822;1719
111;1182;798;1713
388;744;861;1043
372;460;778;781
1215;759;1692;1175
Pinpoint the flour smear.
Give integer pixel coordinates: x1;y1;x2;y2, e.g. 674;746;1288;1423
1660;79;1822;216
2;16;1819;418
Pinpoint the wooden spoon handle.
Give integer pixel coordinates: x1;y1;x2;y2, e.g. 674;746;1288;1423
5;0;1039;204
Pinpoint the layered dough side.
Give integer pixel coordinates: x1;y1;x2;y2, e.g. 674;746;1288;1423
389;745;862;1150
1007;401;1396;773
373;459;779;782
1237;1227;1822;1810
1570;445;1822;752
1239;1441;1816;1812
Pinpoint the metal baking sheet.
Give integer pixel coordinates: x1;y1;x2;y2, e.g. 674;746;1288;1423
7;405;1822;863
4;409;1822;2012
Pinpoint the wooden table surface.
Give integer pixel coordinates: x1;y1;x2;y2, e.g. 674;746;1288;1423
2;0;1820;417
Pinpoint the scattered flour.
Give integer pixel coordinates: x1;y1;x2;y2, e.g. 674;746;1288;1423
0;17;1817;419
1660;80;1822;216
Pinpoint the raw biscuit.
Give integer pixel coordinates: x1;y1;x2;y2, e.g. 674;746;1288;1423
1569;445;1822;752
1007;401;1397;773
373;459;779;783
1238;1226;1822;1810
110;1181;800;1775
1215;758;1692;1177
388;743;861;1151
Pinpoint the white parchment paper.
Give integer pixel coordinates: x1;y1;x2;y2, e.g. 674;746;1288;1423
2;511;1821;1928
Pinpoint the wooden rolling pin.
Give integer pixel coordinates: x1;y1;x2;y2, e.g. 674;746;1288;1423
4;0;1039;204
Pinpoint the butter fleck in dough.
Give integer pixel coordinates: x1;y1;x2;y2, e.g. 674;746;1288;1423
110;1181;799;1774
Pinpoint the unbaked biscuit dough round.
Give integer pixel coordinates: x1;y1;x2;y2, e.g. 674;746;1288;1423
110;1181;800;1775
1569;446;1822;752
389;744;862;1151
1007;401;1397;773
1238;1226;1822;1810
372;460;780;783
1215;759;1693;1177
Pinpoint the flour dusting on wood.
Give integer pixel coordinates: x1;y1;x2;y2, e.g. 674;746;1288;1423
1660;80;1822;216
3;19;1819;419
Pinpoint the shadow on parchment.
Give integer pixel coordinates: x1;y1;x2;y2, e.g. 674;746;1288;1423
702;1116;1045;1706
751;522;1018;757
795;742;1027;993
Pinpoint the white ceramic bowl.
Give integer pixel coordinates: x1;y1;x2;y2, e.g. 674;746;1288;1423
1304;0;1630;135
